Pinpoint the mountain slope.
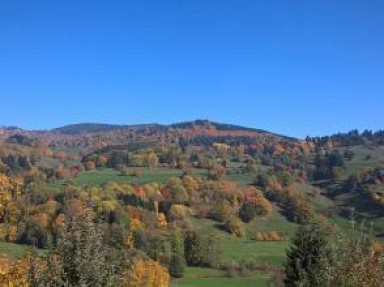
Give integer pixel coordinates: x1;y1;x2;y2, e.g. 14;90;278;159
53;119;295;140
52;123;161;135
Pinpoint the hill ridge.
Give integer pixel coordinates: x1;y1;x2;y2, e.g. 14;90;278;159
52;119;293;140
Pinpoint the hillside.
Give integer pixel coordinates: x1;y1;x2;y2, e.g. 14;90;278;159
0;124;382;285
52;122;163;135
53;119;292;139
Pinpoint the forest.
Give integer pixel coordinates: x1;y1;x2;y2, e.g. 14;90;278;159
0;120;383;286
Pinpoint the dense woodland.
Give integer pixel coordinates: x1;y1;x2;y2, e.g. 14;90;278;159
0;120;382;286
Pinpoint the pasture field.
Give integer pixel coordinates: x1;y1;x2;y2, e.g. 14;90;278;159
190;217;290;266
171;267;273;287
49;167;207;190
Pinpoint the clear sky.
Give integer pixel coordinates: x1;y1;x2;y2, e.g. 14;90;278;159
0;0;383;138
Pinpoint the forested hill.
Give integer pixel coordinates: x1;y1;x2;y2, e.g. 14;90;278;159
52;119;292;139
52;123;162;135
0;120;383;286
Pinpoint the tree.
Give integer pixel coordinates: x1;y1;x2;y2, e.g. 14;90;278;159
239;202;257;223
96;155;108;167
169;229;185;278
252;196;273;216
184;230;220;268
126;258;170;287
53;211;113;286
223;216;245;238
55;167;70;180
315;231;384;286
147;152;159;168
85;161;96;171
207;164;226;180
284;224;330;286
0;253;29;286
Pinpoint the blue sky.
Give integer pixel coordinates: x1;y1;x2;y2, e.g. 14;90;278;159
0;0;383;138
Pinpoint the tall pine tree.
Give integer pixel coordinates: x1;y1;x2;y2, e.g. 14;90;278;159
284;223;330;286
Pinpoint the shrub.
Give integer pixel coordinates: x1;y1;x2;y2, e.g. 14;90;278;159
184;230;221;268
223;216;245;238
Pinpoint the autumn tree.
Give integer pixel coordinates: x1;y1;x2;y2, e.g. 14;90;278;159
85;161;96;171
223;216;245;238
207;164;226;180
126;257;170;287
0;253;29;286
96;155;108;167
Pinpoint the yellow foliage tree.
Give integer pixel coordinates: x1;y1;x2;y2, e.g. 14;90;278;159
124;258;170;287
0;253;29;287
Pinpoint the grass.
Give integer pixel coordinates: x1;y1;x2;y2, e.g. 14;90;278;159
189;217;289;266
49;167;207;190
226;172;254;186
226;165;271;187
0;241;46;259
171;267;273;287
339;145;384;177
170;274;272;287
0;242;29;258
220;238;288;266
245;207;298;237
182;267;224;277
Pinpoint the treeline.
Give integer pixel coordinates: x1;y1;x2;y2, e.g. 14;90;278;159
308;129;384;147
170;119;269;133
185;135;265;147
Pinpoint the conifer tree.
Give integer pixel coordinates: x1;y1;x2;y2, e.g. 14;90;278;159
169;229;185;278
284;223;329;286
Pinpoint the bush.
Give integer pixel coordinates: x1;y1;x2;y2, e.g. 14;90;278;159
223;216;245;238
239;202;257;223
209;201;233;222
17;220;52;249
184;230;221;268
253;231;283;241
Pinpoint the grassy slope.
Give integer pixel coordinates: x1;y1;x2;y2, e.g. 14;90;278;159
314;145;384;239
0;242;29;258
171;267;273;287
339;145;384;177
49;167;207;190
0;242;46;259
190;217;289;266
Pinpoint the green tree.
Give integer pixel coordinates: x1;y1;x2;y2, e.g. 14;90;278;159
169;229;185;278
284;223;330;287
239;202;257;223
184;230;221;268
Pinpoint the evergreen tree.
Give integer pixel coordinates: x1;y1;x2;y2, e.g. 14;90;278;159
169;229;185;278
284;223;330;286
184;230;200;267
